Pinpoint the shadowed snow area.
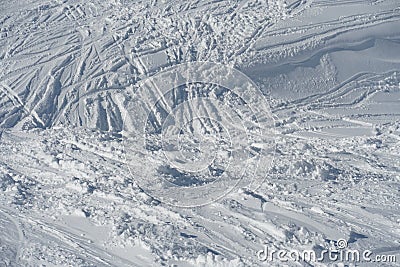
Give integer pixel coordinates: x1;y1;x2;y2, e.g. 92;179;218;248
0;0;399;266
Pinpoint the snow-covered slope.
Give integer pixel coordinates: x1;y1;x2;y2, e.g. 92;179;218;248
0;0;399;266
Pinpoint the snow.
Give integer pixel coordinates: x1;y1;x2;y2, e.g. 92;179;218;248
0;0;400;266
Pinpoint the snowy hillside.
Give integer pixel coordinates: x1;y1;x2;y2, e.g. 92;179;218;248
0;0;399;266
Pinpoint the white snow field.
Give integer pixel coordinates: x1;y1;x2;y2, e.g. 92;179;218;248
0;0;400;266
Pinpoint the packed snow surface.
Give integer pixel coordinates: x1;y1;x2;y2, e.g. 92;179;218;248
0;0;399;266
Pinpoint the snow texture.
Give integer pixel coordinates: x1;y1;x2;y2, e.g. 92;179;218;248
0;0;399;266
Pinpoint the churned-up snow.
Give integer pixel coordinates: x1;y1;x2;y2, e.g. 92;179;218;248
0;0;399;266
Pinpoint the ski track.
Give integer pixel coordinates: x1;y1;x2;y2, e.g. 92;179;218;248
0;0;400;266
